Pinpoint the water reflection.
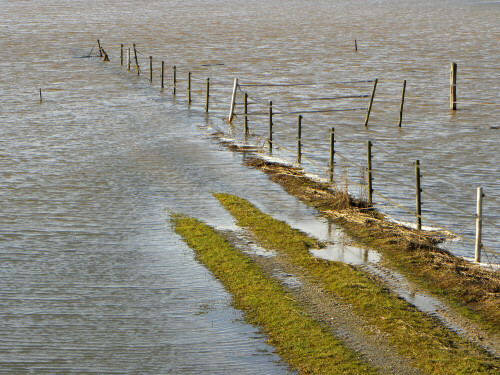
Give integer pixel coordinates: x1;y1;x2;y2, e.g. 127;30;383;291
1;0;498;372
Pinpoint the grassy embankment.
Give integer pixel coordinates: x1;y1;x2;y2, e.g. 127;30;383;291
244;157;500;332
214;192;499;374
172;213;377;374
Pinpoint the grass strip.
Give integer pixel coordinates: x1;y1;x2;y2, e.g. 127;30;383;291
171;213;376;374
214;192;500;374
244;157;500;332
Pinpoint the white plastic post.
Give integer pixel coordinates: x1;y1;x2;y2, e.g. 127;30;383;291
228;78;238;122
475;187;483;263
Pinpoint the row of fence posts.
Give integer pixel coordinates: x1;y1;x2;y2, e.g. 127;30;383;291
233;83;483;263
118;44;211;113
106;41;479;262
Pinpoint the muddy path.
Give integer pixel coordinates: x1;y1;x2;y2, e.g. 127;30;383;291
219;228;423;374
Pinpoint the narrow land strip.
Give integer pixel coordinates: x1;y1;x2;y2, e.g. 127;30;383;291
171;214;377;374
242;157;499;334
214;193;499;374
219;228;422;374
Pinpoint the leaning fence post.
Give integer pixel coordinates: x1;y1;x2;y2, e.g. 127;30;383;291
120;44;124;66
367;141;373;205
244;92;249;137
149;56;153;83
398;80;406;127
450;62;457;110
297;115;302;164
364;78;378;127
161;61;164;89
228;78;238;123
329;127;335;182
475;187;484;263
188;72;192;104
268;101;273;153
133;44;140;76
415;160;422;230
97;39;102;57
205;78;210;113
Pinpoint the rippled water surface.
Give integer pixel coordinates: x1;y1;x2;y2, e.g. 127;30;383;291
0;0;499;372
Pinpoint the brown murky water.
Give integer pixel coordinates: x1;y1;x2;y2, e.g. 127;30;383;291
0;0;499;372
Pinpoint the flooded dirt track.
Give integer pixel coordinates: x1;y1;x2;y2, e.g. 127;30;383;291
0;0;499;373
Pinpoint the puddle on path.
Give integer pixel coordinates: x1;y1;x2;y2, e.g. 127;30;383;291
272;271;303;288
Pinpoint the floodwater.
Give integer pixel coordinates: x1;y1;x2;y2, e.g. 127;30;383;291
0;0;499;373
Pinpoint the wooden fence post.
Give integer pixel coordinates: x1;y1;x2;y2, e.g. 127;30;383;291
39;88;42;103
329;127;335;182
133;44;140;76
450;62;457;110
188;72;192;104
120;44;123;66
399;80;406;127
415;160;422;230
297;115;302;164
364;78;378;127
475;187;483;263
127;47;131;71
205;78;210;113
244;92;249;137
228;78;238;123
149;56;153;83
97;39;102;57
173;66;177;95
268;101;273;153
355;39;358;51
367;140;373;205
101;48;110;62
161;61;164;89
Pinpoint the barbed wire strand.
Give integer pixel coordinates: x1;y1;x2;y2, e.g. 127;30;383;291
239;79;374;87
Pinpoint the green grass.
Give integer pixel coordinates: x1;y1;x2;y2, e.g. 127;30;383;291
214;193;500;374
244;157;500;333
171;213;376;374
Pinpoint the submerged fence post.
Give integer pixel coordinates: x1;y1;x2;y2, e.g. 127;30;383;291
329;126;335;182
205;78;210;113
268;101;273;153
364;78;378;127
355;39;358;51
97;39;102;57
120;44;123;66
39;88;42;103
450;62;457;110
228;78;238;123
415;160;422;230
297;115;302;164
149;56;153;83
101;48;110;62
329;127;335;182
173;66;177;95
399;80;406;127
475;187;484;263
244;92;249;137
188;72;192;104
133;44;140;76
367;140;373;205
127;47;131;71
161;61;164;89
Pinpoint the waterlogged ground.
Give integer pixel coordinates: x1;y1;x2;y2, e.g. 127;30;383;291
1;0;499;372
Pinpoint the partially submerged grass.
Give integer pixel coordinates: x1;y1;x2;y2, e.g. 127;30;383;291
214;192;500;374
171;213;376;374
244;157;500;332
